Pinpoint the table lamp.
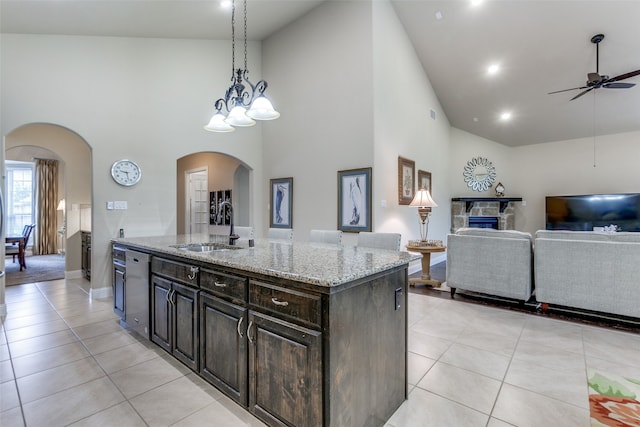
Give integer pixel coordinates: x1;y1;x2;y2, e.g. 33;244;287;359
409;189;438;241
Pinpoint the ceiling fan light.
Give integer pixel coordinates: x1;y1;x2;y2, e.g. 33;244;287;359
247;96;280;120
204;112;235;132
225;105;256;127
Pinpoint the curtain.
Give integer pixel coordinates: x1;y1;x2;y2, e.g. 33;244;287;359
35;159;59;255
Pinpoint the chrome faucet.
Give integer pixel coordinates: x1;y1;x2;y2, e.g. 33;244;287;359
217;200;240;245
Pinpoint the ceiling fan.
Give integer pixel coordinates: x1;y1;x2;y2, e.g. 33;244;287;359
549;33;640;101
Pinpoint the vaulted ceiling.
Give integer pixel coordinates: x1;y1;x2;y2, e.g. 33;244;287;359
3;0;640;147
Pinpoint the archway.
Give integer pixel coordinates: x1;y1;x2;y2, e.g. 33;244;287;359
4;123;92;284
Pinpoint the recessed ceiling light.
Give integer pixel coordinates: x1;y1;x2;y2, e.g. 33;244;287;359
435;11;443;20
471;0;483;6
487;64;500;75
473;117;479;122
220;0;232;9
500;112;512;121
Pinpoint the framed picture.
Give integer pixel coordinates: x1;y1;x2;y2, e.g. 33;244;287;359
418;170;432;195
270;177;293;228
210;189;232;225
398;156;415;205
337;167;372;232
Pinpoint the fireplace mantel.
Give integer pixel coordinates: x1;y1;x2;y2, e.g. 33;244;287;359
451;197;523;213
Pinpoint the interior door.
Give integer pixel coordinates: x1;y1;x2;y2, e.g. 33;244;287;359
186;169;208;235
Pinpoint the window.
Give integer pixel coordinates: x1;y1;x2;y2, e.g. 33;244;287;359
6;161;35;236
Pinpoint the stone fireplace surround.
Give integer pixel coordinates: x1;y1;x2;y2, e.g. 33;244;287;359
451;197;523;233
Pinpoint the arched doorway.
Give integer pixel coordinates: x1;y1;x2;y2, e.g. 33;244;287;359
176;152;251;235
4;123;92;286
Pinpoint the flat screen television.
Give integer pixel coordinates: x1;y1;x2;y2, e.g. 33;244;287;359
545;193;640;232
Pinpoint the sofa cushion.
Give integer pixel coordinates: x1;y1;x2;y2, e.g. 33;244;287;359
534;230;610;241
456;228;532;241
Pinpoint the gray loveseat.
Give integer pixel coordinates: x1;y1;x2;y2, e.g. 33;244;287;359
446;228;534;302
534;230;640;318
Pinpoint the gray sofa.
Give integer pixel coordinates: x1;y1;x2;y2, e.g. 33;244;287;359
446;228;534;302
534;230;640;318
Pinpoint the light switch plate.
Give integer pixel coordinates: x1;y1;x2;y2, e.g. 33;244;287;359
114;201;128;210
106;201;114;210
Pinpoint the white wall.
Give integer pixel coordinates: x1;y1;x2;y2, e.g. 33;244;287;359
1;34;267;293
450;127;640;236
261;1;374;245
372;0;451;265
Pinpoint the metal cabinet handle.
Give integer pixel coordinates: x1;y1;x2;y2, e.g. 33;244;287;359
271;297;289;307
237;316;244;338
247;320;254;343
188;266;199;280
214;281;227;288
169;289;176;305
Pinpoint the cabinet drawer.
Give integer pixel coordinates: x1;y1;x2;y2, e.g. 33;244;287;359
200;268;247;302
249;281;321;328
151;257;198;287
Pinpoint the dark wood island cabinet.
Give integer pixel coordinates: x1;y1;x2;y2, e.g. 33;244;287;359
112;235;417;427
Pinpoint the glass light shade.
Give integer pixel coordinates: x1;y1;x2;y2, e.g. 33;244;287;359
204;112;235;132
410;189;438;208
225;106;256;127
247;96;280;120
57;199;66;211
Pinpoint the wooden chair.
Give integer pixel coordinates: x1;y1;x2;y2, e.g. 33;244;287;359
6;224;35;269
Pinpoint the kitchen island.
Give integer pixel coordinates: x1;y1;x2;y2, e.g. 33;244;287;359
112;234;418;427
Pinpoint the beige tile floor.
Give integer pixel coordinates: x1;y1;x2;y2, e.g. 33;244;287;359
1;278;639;426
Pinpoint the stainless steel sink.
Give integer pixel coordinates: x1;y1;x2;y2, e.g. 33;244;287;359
172;243;243;252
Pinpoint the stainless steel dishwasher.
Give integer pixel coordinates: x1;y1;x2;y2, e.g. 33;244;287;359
125;249;150;339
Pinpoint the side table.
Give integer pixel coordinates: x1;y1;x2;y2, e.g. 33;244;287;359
406;244;446;287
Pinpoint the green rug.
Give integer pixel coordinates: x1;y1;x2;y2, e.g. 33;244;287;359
4;254;65;286
589;370;640;427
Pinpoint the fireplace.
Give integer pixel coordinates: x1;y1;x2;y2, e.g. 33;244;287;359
468;216;499;229
451;197;522;233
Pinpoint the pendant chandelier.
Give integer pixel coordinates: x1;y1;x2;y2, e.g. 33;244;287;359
204;0;280;133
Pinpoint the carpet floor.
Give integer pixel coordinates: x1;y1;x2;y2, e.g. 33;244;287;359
4;254;65;286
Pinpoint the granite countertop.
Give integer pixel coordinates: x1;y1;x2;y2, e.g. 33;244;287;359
113;234;419;287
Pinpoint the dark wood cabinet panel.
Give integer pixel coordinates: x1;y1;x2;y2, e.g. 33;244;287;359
249;281;321;328
248;311;322;427
200;268;247;303
152;257;198;287
200;292;248;406
172;282;199;371
81;231;91;280
151;275;172;352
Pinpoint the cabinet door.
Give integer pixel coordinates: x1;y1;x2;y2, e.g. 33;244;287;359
172;281;199;372
151;275;172;352
113;263;125;318
248;311;322;427
200;292;248;406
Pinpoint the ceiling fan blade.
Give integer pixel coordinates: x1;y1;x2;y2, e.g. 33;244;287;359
570;87;594;101
603;82;636;89
606;69;640;83
548;86;588;95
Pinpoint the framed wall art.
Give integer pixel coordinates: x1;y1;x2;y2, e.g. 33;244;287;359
270;177;293;228
337;167;372;232
398;156;415;205
418;169;432;195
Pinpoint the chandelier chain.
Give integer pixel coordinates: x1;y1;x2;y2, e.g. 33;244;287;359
231;0;236;78
243;0;248;71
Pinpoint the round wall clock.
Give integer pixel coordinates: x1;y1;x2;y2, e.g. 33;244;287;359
111;159;142;186
463;157;496;192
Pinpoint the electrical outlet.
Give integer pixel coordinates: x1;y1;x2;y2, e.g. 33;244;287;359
395;288;403;310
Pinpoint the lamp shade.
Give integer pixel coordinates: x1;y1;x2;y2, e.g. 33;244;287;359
247;96;280;120
225;105;256;127
410;189;438;208
204;112;235;132
57;199;66;211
